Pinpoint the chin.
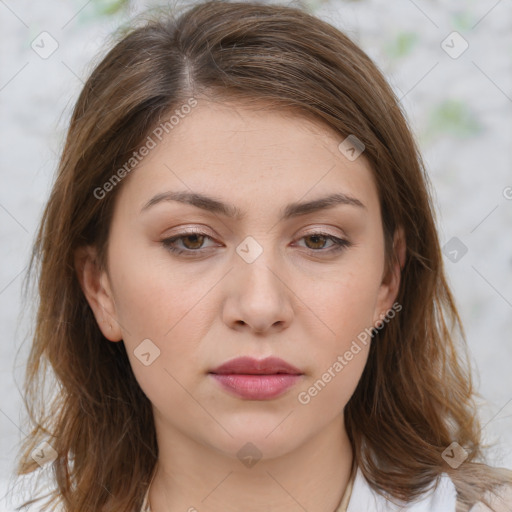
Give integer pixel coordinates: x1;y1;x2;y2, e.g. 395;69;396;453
205;421;306;462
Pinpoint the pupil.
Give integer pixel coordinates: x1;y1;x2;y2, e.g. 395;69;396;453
307;235;325;249
185;234;203;249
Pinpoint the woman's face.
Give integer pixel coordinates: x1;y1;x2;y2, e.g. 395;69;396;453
80;99;403;460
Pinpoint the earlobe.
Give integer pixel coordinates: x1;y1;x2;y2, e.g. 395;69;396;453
74;246;123;342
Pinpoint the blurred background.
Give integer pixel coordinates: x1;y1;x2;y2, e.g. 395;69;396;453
1;0;511;509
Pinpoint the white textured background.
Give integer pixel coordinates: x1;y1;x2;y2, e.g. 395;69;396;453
1;0;511;509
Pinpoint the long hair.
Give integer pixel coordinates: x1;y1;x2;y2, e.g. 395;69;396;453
15;1;511;510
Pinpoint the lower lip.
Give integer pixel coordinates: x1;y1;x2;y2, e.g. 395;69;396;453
210;373;302;400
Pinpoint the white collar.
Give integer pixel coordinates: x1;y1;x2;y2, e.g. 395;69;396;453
346;467;458;512
140;466;458;512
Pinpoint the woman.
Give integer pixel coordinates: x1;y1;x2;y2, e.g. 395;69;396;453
15;1;511;511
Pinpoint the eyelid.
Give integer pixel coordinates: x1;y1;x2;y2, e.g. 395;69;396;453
163;224;346;239
161;225;345;242
299;225;347;238
163;225;217;238
160;226;352;257
160;229;220;254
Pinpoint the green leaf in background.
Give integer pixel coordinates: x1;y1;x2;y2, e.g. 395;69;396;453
301;0;332;13
426;99;482;140
91;0;130;16
451;10;475;31
384;31;419;59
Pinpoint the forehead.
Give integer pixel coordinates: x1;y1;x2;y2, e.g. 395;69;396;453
115;99;380;219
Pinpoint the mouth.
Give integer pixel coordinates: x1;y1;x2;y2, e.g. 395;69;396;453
208;356;304;400
209;356;303;375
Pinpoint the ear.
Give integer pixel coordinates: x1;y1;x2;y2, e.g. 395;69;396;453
74;246;123;342
372;226;406;325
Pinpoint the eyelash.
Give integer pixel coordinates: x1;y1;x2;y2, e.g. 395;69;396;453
161;230;352;257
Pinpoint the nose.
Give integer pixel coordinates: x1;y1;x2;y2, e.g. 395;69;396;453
221;247;294;335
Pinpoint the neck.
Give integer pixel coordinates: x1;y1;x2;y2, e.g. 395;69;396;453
148;413;354;512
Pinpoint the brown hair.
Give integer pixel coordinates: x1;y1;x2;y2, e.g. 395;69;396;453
15;1;511;511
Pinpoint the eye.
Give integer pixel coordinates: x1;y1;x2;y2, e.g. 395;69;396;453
294;232;351;253
161;230;352;257
161;231;217;256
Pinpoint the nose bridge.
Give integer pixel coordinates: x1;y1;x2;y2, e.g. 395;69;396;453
224;234;293;332
235;234;284;297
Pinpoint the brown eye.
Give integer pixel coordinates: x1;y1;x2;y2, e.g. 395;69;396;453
296;232;351;253
162;230;351;258
303;234;329;250
161;231;216;256
180;234;206;250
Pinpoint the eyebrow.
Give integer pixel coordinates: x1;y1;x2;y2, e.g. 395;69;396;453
140;190;366;221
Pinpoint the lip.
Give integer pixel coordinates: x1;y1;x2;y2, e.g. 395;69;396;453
210;356;302;375
209;356;303;400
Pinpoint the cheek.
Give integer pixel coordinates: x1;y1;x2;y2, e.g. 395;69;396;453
302;246;383;389
108;237;214;337
298;345;369;414
107;239;223;395
316;258;383;341
295;277;376;414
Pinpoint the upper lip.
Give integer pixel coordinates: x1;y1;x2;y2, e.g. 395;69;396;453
209;356;303;375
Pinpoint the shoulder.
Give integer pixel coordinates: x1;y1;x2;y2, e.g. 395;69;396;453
468;484;512;512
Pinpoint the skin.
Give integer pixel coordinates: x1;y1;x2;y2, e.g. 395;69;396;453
76;99;405;512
